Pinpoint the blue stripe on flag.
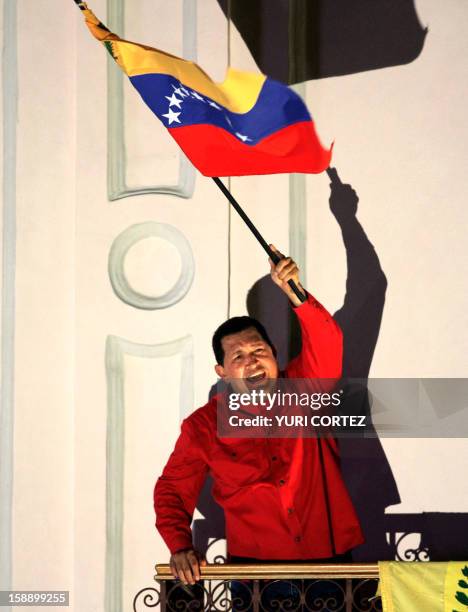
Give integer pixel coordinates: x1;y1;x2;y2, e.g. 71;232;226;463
129;73;311;145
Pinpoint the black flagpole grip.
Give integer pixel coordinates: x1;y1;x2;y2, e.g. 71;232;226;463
212;177;307;304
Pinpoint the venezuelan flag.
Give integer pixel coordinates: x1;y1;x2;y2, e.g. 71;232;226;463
76;2;332;177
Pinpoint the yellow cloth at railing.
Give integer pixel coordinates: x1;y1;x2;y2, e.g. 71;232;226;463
377;561;468;611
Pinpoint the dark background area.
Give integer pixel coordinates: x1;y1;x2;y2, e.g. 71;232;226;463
217;0;427;83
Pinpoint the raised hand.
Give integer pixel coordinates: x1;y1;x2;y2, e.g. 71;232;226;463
269;244;306;307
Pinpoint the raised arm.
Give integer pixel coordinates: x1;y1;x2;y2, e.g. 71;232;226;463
154;418;209;584
268;244;343;379
286;293;343;379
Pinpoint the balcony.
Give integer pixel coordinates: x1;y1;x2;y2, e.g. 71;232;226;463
133;563;381;611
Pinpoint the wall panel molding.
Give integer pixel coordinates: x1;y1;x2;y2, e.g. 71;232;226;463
108;221;195;310
104;334;193;612
107;0;197;200
288;83;307;278
0;1;17;608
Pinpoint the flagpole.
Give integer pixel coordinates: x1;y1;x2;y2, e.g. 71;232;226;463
212;177;307;304
212;175;336;556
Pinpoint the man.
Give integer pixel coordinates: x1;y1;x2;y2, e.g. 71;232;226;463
154;245;364;587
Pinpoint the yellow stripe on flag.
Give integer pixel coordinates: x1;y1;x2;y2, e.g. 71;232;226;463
80;5;266;114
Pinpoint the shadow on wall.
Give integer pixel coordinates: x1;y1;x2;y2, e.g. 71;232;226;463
193;174;468;562
246;173;399;562
216;0;427;83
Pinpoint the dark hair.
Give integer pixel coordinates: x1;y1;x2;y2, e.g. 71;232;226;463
212;316;276;365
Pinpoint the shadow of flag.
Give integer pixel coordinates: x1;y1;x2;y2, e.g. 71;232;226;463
217;0;428;84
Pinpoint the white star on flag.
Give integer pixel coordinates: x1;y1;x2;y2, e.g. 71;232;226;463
162;108;182;125
235;132;252;142
190;91;205;102
165;93;183;108
172;85;188;98
208;100;222;109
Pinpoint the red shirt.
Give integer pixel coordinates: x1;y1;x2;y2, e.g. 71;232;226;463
154;293;364;559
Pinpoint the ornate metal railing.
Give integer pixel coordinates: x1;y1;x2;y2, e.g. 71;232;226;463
133;563;381;611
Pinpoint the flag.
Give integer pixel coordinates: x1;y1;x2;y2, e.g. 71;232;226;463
378;561;468;611
75;2;332;177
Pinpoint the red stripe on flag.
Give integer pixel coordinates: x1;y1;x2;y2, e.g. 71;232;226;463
168;122;332;177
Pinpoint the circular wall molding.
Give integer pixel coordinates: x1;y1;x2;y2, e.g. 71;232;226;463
108;222;195;310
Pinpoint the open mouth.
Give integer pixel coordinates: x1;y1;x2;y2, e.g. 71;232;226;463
245;370;267;388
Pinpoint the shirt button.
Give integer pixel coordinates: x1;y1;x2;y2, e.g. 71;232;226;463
231;452;237;457
287;507;294;515
294;536;301;543
271;456;277;461
279;479;285;486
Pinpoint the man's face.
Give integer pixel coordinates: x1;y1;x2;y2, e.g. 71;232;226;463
214;327;279;394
